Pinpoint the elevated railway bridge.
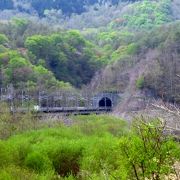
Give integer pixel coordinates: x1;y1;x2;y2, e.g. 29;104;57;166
0;86;120;115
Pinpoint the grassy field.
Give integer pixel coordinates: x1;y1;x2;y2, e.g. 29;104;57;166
0;112;179;180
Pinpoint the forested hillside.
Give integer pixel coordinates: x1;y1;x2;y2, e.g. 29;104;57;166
0;0;138;16
0;20;101;89
0;0;179;103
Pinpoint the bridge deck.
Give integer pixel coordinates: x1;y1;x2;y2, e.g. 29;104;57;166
15;107;112;115
39;107;111;112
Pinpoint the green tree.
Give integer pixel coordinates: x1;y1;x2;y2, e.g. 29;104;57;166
25;32;101;87
119;117;180;180
0;34;9;45
5;57;33;85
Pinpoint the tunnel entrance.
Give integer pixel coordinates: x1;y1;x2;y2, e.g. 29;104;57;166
99;97;112;108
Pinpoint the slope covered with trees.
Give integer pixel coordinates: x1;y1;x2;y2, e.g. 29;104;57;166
0;26;102;89
0;0;138;16
0;0;179;103
25;31;101;87
88;22;180;104
0;0;13;10
79;0;180;104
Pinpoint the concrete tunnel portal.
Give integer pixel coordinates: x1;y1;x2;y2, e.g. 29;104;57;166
98;97;112;108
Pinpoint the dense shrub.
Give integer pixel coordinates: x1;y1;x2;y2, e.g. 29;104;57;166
111;0;172;29
25;32;101;87
0;34;9;45
49;141;83;177
0;115;179;179
25;151;52;173
0;165;53;180
72;114;128;137
118;117;180;179
136;76;144;89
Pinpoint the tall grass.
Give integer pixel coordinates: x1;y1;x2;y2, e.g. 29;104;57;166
0;112;179;179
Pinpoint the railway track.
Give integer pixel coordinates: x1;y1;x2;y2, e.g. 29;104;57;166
12;106;112;116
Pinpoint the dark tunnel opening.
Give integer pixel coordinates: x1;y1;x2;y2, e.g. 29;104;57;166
99;97;112;108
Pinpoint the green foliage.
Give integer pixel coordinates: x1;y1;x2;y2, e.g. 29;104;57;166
0;165;53;180
25;151;52;173
0;114;126;179
25;35;51;61
11;18;29;41
81;135;120;176
136;76;144;89
5;57;32;83
111;43;138;62
0;140;11;167
25;31;101;87
0;48;71;89
0;45;7;53
111;0;172;29
118;117;180;179
50;141;83;177
33;65;56;87
0;34;9;45
11;18;29;29
0;114;179;179
72;114;128;137
92;20;180;100
95;30;136;64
